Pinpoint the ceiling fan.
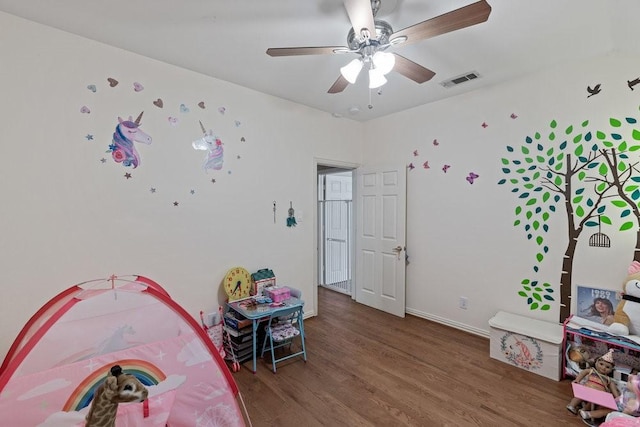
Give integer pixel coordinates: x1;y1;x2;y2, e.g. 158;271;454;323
266;0;491;93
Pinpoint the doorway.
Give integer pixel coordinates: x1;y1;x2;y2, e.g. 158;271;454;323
317;166;354;296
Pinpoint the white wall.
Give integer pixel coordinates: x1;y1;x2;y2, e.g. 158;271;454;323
0;12;362;357
364;52;640;335
4;10;640;360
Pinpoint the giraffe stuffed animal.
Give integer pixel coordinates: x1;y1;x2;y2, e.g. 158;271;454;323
85;364;149;427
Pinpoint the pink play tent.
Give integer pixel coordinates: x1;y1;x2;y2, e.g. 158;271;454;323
0;275;250;426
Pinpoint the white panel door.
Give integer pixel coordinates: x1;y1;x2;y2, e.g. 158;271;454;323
324;173;352;287
355;165;406;317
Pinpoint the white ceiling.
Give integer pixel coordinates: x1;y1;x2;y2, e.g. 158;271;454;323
1;0;638;122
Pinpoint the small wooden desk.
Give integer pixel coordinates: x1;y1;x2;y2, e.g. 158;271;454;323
226;297;304;373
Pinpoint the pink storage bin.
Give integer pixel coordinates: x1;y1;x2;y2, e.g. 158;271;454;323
266;287;291;303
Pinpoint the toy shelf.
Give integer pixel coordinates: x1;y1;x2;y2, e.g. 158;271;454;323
563;315;640;381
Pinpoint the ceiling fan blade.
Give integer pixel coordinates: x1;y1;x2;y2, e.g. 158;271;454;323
343;0;376;38
391;0;491;46
267;46;348;57
393;54;436;84
328;75;350;94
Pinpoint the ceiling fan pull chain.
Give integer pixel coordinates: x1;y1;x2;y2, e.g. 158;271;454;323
368;87;373;110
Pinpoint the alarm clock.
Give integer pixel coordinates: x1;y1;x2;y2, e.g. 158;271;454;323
223;267;252;300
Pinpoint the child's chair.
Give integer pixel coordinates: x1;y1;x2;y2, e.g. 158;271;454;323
288;287;302;299
260;304;307;373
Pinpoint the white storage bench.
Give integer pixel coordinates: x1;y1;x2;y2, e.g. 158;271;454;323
488;310;564;381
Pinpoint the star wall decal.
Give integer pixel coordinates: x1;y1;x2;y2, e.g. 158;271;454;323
100;158;106;163
173;201;179;206
124;173;132;179
150;188;156;193
85;134;94;141
211;179;216;183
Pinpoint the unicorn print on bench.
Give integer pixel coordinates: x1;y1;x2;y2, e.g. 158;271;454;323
109;111;152;168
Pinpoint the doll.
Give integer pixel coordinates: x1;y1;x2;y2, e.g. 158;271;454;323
616;374;640;417
567;349;620;420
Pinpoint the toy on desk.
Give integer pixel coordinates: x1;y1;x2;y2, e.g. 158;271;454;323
608;261;640;337
567;349;620;421
238;299;258;309
223;266;252;301
251;268;276;297
255;296;272;304
266;286;291;303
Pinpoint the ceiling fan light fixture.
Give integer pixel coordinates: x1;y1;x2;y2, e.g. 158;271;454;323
368;67;387;89
340;58;363;84
372;51;395;75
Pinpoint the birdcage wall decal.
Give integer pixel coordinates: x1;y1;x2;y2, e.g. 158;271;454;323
589;216;611;248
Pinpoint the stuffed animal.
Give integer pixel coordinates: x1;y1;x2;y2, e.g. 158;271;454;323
568;344;592;370
609;261;640;336
85;365;148;427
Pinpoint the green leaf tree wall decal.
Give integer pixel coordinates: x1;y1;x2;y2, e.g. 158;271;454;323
498;119;612;322
585;117;640;261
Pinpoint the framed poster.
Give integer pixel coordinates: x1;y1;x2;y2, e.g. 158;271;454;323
575;285;621;324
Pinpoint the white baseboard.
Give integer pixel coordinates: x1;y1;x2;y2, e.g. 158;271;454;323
406;307;490;339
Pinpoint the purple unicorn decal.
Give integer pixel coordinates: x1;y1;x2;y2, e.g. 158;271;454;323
192;121;223;172
109;111;152;168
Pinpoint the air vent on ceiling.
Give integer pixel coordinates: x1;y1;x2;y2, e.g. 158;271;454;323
440;71;481;88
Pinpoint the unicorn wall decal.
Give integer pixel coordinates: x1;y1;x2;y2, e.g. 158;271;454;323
109;111;152;168
192;121;224;172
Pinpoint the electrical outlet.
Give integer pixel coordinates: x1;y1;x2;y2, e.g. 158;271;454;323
459;296;468;310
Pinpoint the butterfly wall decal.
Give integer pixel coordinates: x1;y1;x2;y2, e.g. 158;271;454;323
442;165;450;173
423;161;430;169
408;163;415;170
466;172;479;184
413;150;419;156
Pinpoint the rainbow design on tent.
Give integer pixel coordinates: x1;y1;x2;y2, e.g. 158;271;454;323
62;359;166;411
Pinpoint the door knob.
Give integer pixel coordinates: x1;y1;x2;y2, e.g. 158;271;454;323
392;245;403;260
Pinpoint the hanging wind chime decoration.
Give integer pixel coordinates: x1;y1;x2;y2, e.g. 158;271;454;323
287;201;297;227
589;215;611;248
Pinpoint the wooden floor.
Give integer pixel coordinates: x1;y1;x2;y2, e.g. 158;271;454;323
233;287;583;426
